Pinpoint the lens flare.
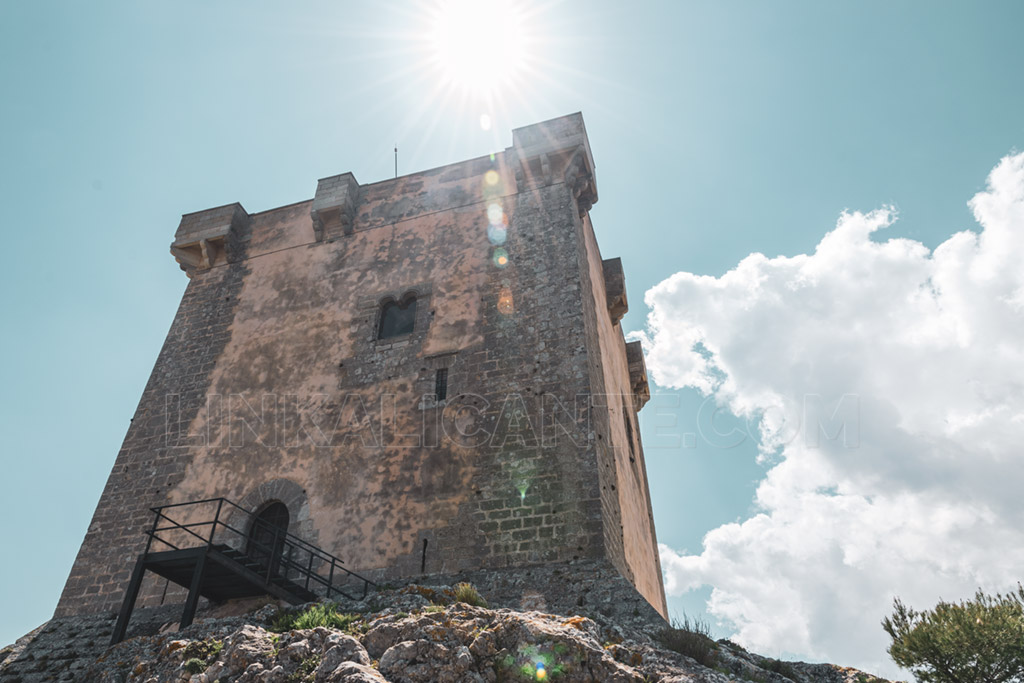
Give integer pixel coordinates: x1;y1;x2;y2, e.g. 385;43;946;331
536;662;547;680
484;170;500;186
498;287;514;314
487;224;507;245
480;113;492;130
487;202;504;225
483;181;502;201
492;248;509;268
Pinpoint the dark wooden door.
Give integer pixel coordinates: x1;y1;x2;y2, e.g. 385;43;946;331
247;502;289;576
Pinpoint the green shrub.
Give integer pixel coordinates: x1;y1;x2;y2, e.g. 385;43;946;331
657;615;718;668
286;654;321;682
453;582;488;608
180;638;222;675
183;657;206;674
271;603;362;633
181;639;222;661
762;657;797;679
883;586;1024;683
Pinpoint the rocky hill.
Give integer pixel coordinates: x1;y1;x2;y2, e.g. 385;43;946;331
1;584;895;683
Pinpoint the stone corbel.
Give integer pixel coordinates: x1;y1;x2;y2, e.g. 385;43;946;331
311;172;360;241
602;258;628;325
170;202;250;277
540;153;552;186
625;341;650;411
564;148;598;218
510;157;525;190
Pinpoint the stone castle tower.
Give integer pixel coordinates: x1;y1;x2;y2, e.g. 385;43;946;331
55;113;667;624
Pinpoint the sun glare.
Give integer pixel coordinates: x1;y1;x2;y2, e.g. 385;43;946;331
430;0;527;95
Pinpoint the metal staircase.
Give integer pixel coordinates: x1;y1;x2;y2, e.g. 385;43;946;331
110;498;376;645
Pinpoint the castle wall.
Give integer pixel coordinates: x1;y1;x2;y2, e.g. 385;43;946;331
55;247;252;617
578;214;668;617
54;113;666;623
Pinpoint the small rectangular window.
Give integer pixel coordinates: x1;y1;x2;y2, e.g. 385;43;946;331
434;368;448;401
623;409;636;462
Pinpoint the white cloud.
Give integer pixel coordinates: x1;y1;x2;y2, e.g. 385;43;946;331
639;152;1024;677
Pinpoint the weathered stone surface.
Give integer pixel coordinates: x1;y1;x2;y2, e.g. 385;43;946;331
311;172;360;241
2;586;894;683
54;113;667;634
625;340;651;411
318;634;371;671
602;257;628;324
171;202;250;276
323;661;389;683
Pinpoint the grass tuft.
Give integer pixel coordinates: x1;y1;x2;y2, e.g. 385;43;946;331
453;582;488;608
762;657;797;678
286;654;321;682
657;615;718;668
271;603;362;633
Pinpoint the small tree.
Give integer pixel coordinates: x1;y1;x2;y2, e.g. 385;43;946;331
882;586;1024;683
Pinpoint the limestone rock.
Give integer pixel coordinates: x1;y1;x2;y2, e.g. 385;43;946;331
1;585;895;683
324;661;389;683
317;636;372;680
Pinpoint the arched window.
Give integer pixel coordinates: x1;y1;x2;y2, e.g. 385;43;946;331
378;294;417;339
247;502;289;575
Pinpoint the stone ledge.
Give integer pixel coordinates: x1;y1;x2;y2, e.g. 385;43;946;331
602;257;628;324
625;341;650;411
170;202;250;277
311;172;360;241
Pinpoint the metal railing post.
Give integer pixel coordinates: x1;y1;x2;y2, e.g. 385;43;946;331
209;498;223;545
145;508;160;556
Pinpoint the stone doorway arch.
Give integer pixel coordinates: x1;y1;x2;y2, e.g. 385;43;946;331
246;501;290;575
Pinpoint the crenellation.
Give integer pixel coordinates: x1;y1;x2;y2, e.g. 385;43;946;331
602;257;628;324
311;172;360;241
171;202;250;276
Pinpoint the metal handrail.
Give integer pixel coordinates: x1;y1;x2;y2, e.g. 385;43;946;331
150;497;343;560
143;497;376;601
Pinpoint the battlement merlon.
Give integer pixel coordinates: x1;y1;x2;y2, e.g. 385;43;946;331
170;202;250;277
625;340;651;411
311;172;361;242
602;257;628;325
507;112;598;217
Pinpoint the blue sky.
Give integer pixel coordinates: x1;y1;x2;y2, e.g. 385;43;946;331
2;1;1023;674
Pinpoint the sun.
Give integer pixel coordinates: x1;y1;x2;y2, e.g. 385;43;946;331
429;0;528;95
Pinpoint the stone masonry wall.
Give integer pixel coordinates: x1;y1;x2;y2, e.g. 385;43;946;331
577;213;666;615
55;248;251;617
54;113;667;624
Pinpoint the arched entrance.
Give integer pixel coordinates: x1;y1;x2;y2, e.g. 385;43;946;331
247;502;289;576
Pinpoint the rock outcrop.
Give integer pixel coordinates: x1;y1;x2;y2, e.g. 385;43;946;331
1;585;894;683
